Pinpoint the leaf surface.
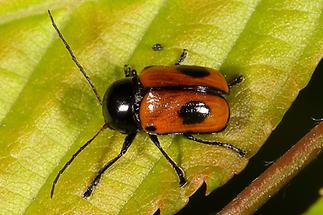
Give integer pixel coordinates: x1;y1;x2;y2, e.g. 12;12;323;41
0;0;322;214
305;191;323;215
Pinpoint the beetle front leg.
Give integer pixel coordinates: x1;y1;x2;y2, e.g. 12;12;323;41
83;132;137;198
50;124;108;198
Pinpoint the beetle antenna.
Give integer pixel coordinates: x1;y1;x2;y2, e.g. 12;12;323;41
184;134;246;157
48;10;102;106
50;124;108;198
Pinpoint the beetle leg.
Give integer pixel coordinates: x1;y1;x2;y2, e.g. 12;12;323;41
50;124;108;198
124;64;137;77
228;75;244;88
183;134;246;157
149;135;187;186
83;132;137;198
175;49;188;65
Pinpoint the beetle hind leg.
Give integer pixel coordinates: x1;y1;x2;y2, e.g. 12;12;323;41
149;135;186;186
184;134;246;157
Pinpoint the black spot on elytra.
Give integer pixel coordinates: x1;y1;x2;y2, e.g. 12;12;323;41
177;65;210;78
145;125;156;131
179;101;210;124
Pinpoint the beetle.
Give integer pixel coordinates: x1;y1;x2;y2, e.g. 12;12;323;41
48;10;246;199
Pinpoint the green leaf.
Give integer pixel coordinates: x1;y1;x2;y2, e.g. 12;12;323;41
305;189;323;215
0;0;322;214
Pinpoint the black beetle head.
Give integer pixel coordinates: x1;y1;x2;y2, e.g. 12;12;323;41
102;79;138;134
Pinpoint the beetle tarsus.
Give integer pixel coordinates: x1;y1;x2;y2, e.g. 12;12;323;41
83;186;94;198
228;75;244;88
149;135;187;186
175;49;188;65
83;133;137;197
50;124;108;199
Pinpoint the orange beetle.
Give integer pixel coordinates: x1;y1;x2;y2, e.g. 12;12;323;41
48;10;245;199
